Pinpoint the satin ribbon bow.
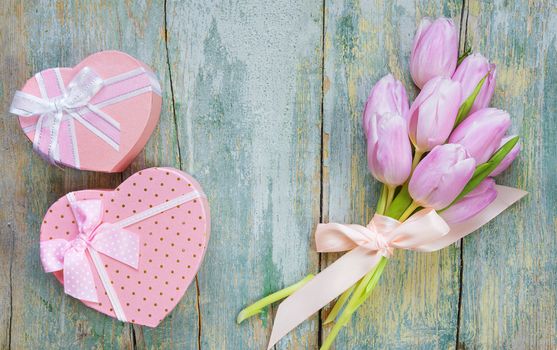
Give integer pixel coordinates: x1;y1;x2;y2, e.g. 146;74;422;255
267;209;449;348
10;67;112;163
315;209;453;256
266;185;527;349
40;197;139;303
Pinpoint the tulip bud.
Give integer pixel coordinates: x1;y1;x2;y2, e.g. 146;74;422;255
408;77;462;152
490;135;521;176
362;74;409;137
409;144;476;210
440;178;497;224
452;53;496;113
366;112;412;186
449;108;511;164
410;17;459;88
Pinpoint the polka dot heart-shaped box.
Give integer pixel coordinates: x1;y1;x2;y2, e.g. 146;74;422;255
39;167;210;326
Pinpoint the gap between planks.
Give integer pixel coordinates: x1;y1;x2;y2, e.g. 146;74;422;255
455;0;469;349
315;0;470;348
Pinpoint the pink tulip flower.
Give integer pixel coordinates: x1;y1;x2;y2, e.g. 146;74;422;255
366;112;412;186
452;53;496;113
491;135;521;176
408;77;462;152
440;178;497;224
409;144;476;210
362;74;409;137
449;108;511;164
410;17;459;88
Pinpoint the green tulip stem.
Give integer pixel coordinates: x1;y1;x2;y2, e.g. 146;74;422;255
323;283;356;324
321;196;420;348
321;270;375;350
376;184;388;215
325;182;393;326
325;182;389;325
321;257;388;350
398;201;420;222
236;274;314;324
385;185;396;210
412;150;424;171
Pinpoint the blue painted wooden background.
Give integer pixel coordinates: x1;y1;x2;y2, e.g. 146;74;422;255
0;0;555;349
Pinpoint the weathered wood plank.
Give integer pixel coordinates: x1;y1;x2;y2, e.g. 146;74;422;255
0;1;131;348
458;1;557;348
165;0;324;348
322;1;463;349
117;2;200;349
2;1;555;350
0;1;191;348
0;5;23;348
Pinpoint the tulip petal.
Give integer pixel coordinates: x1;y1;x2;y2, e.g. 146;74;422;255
408;77;462;151
363;74;409;137
449;108;511;164
452;53;496;114
409;144;476;210
410;18;458;88
440;178;497;224
367;112;412;186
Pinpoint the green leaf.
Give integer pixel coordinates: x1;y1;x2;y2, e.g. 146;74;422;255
457;46;472;65
454;72;489;127
384;184;413;219
445;136;519;209
473;162;492;175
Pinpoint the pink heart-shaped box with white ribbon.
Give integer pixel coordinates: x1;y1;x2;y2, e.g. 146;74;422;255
11;50;162;172
39;167;210;326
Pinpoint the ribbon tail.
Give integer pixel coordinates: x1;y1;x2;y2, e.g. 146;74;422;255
416;185;527;251
47;111;64;162
9;91;52;116
267;247;382;349
63;249;99;303
66;117;81;168
40;239;68;272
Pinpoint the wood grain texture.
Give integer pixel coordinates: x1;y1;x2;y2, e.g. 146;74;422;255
0;1;188;349
0;0;555;349
1;2;132;349
321;1;463;349
164;1;323;348
458;1;557;349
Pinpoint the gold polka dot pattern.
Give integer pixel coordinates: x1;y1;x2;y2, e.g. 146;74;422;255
39;167;210;327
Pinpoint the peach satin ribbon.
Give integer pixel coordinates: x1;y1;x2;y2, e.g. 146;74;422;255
267;185;527;349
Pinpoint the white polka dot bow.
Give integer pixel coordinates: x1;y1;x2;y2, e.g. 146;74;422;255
40;197;140;303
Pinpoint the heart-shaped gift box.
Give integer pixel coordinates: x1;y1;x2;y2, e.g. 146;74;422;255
11;50;162;172
39;167;210;326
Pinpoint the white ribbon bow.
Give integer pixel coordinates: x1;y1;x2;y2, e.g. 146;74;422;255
10;67;119;164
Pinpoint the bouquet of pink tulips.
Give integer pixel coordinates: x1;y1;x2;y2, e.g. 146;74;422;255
238;17;525;349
